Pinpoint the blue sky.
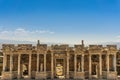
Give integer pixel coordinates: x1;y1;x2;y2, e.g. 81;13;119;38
0;0;120;44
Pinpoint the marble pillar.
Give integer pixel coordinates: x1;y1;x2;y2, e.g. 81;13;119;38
66;52;69;78
89;54;91;79
51;52;54;78
99;54;102;78
114;54;116;72
44;54;46;72
10;54;13;72
37;54;39;72
18;54;21;78
82;55;84;72
107;54;109;72
29;54;31;78
74;54;77;78
3;54;6;71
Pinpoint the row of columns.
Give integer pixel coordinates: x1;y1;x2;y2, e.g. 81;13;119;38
2;53;47;78
89;54;117;79
2;52;117;79
73;53;117;79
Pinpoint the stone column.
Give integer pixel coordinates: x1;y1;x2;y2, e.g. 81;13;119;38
37;54;39;72
82;54;84;72
44;54;46;72
10;54;13;72
74;54;77;78
107;54;109;72
66;52;69;78
18;54;21;79
51;52;54;79
3;54;7;71
114;54;116;72
89;54;91;79
29;54;31;78
99;54;102;78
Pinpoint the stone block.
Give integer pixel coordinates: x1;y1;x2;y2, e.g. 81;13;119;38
35;72;46;79
107;71;117;80
74;72;85;79
1;71;13;80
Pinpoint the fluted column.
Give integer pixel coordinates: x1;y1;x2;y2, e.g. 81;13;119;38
18;54;21;78
74;54;77;78
3;54;7;71
44;54;46;72
99;54;102;78
29;54;31;77
10;54;13;72
89;54;91;79
82;54;84;72
66;52;69;78
37;54;39;72
51;52;54;79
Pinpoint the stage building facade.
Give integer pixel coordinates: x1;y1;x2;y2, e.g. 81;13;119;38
0;40;120;79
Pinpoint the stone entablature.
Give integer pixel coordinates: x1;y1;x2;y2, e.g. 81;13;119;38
2;43;118;55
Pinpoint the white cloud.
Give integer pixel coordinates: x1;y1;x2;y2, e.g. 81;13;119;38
116;36;120;38
0;28;55;41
